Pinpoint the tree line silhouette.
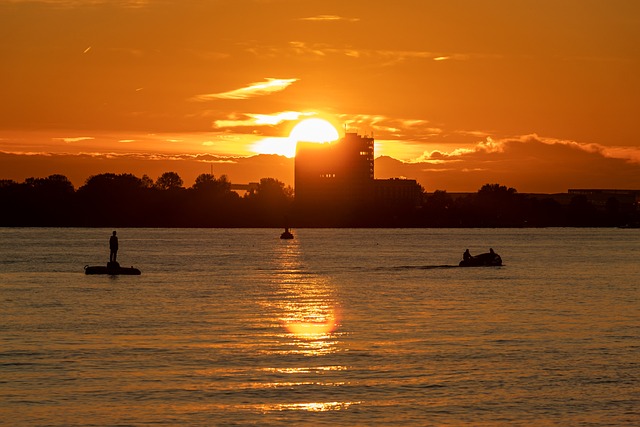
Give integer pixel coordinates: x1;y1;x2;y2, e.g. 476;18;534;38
0;173;636;227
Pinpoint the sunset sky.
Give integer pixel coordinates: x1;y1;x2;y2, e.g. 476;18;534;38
1;0;640;192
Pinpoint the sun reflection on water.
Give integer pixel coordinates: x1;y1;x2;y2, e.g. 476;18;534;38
263;366;349;374
259;401;362;412
284;309;338;338
251;236;358;413
268;238;342;357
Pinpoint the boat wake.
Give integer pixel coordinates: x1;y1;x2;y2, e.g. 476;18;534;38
374;265;460;271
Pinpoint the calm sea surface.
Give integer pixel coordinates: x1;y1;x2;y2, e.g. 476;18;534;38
1;228;639;426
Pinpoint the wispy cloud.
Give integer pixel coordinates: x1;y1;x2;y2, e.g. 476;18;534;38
214;111;313;129
192;78;299;101
272;40;496;65
299;15;360;23
338;114;442;140
52;136;94;143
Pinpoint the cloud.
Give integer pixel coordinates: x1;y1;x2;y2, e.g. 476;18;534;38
299;15;360;23
338;114;441;140
52;136;94;143
214;111;315;128
285;41;436;61
192;78;299;101
213;111;314;130
454;130;493;138
249;41;498;66
376;135;640;193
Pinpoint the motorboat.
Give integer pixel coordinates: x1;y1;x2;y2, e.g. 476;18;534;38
84;261;141;275
280;228;294;239
459;250;502;267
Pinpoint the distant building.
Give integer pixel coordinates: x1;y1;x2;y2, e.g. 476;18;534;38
295;132;375;208
294;132;422;217
230;182;259;195
375;178;422;208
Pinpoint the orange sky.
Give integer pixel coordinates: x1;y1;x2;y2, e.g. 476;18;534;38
1;0;640;192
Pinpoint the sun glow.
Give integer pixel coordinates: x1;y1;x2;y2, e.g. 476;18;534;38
252;137;297;157
251;118;340;158
289;118;340;143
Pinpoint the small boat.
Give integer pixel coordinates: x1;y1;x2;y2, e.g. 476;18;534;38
459;250;502;267
280;228;294;239
84;261;141;275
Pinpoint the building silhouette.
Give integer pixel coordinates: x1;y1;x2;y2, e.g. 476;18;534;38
295;132;374;208
375;178;423;208
294;131;421;224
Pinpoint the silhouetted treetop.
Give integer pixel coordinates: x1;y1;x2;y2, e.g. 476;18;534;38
141;174;155;189
156;171;184;190
79;173;145;194
247;178;294;200
478;183;517;198
192;173;231;194
24;174;75;195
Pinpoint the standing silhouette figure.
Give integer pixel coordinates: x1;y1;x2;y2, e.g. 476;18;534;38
109;231;119;263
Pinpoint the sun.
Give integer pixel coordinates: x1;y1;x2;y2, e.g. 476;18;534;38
250;118;340;158
289;118;340;143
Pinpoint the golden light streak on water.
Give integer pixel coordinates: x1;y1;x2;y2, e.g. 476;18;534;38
284;308;338;339
270;237;342;356
259;401;362;412
262;366;349;374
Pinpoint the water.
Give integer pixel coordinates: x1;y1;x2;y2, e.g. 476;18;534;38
1;228;639;426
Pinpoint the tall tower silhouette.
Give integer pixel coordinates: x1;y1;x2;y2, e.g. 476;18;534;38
295;132;374;206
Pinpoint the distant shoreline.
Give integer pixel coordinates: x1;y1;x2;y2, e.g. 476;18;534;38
1;174;638;228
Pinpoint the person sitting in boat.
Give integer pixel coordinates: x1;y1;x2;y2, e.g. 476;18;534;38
489;248;495;255
463;249;471;261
